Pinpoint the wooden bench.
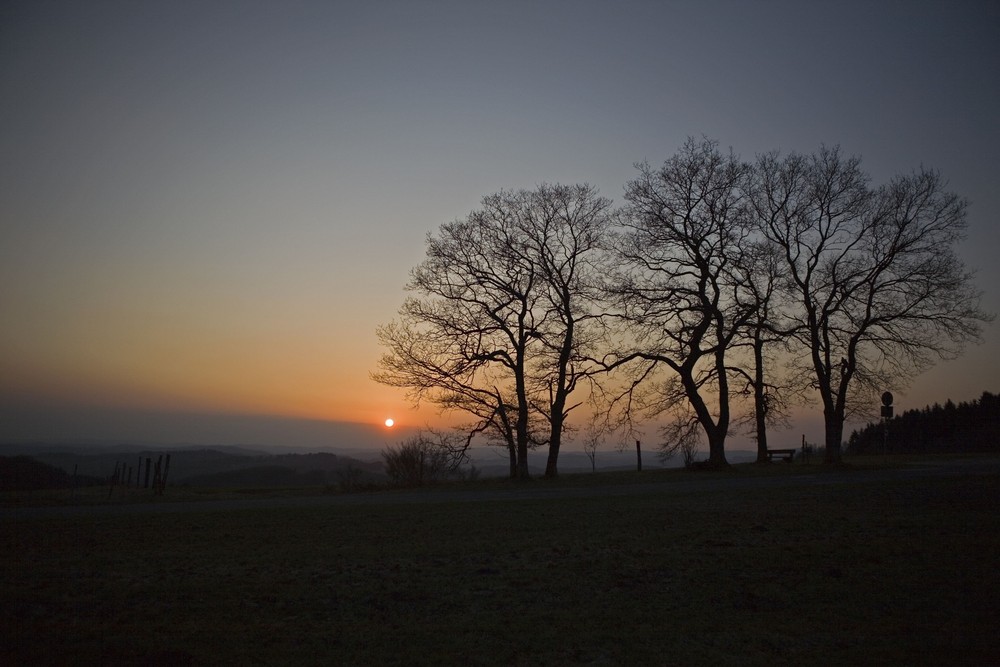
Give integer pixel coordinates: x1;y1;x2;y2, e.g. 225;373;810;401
766;448;796;462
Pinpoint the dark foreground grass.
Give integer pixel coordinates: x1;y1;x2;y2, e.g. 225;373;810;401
3;471;999;665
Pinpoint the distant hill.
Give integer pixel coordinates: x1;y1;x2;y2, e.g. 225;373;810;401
0;440;756;490
0;444;386;489
0;456;103;491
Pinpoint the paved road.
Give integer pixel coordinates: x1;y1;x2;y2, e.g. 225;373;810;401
4;457;999;522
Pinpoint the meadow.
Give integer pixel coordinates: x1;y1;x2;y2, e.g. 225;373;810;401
3;461;999;665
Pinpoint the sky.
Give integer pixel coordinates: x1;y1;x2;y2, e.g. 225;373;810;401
1;0;998;451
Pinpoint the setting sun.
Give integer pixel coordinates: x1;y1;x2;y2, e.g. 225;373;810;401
384;418;394;428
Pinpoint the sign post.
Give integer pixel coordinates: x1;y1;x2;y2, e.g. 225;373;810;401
880;392;894;454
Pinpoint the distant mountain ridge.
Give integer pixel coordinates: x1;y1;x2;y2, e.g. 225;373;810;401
0;456;104;491
0;441;763;491
0;443;385;489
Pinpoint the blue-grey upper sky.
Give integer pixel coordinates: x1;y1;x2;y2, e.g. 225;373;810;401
1;0;997;448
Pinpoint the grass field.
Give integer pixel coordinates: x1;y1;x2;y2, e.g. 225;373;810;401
4;462;999;665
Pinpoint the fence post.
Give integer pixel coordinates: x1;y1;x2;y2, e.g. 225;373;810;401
151;455;162;493
159;454;171;495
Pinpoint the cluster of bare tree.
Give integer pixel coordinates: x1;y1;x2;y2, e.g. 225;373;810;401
374;138;989;477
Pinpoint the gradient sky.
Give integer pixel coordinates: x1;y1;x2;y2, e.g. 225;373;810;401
2;1;998;449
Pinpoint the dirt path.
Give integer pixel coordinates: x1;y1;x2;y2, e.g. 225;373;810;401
5;457;999;522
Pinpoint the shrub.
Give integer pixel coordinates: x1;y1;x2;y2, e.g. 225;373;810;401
382;434;456;487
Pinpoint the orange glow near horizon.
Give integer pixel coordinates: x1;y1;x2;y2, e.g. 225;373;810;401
1;2;998;453
0;350;427;428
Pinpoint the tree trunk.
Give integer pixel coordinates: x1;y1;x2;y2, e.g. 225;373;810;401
514;335;531;479
753;338;769;463
822;368;850;464
706;428;729;468
544;437;560;477
515;442;529;478
712;348;732;468
546;304;574;479
823;413;843;464
754;403;768;463
682;369;728;468
544;412;563;478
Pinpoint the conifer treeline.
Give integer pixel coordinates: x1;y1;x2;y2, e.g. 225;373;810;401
847;391;1000;454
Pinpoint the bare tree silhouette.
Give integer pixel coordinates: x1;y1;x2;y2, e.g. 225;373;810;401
603;138;756;468
751;147;991;463
374;184;612;478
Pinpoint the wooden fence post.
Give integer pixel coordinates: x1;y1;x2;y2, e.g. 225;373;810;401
159;454;171;495
151;455;162;493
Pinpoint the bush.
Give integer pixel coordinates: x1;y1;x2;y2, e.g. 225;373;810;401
382;434;456;487
680;440;700;468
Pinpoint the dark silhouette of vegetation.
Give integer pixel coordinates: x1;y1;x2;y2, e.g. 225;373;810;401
604;139;754;468
382;432;465;487
377;138;991;469
728;242;794;463
847;391;1000;455
374;184;612;478
752;148;990;462
0;456;101;491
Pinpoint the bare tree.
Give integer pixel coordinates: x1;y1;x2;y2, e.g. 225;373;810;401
751;147;991;463
374;317;525;477
604;138;755;468
728;240;794;462
656;401;702;467
377;142;988;473
374;185;611;478
382;431;464;487
521;184;612;476
582;422;600;473
374;198;540;478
